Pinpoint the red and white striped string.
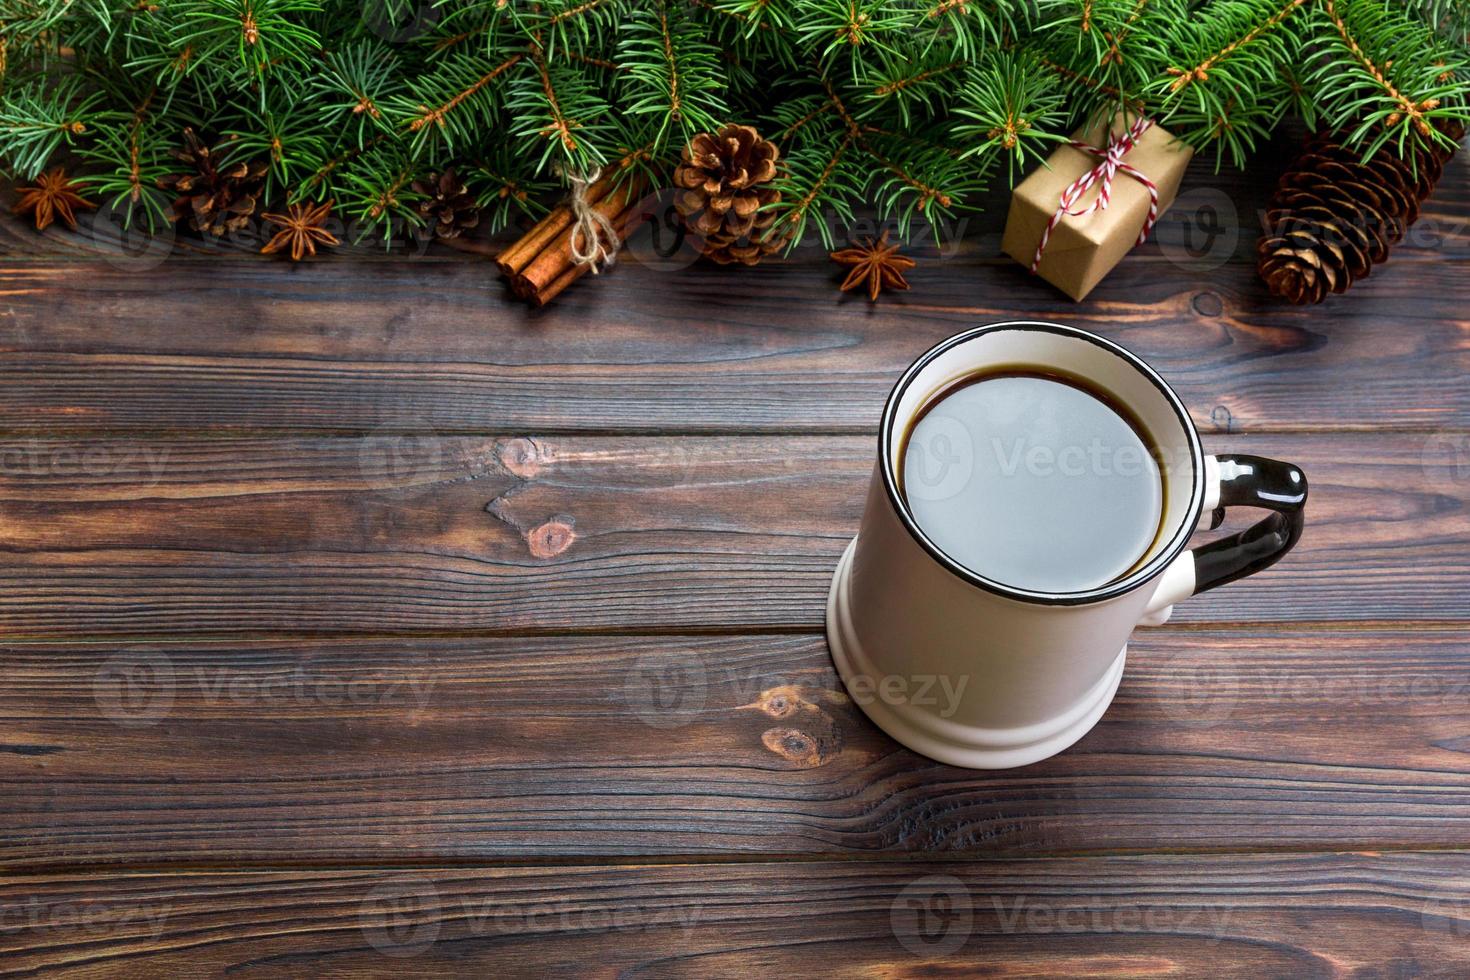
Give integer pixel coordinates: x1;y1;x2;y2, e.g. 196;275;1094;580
1030;116;1160;274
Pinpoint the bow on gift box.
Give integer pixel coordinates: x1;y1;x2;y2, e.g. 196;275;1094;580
1030;115;1161;274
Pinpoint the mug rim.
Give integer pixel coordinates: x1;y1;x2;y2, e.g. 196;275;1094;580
879;321;1205;607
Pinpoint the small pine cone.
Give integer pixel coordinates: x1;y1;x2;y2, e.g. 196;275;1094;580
673;123;789;266
413;168;480;240
156;127;267;236
1258;128;1457;304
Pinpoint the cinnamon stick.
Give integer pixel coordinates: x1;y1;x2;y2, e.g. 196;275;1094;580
496;174;619;276
528;198;642;307
510;174;645;304
497;205;571;276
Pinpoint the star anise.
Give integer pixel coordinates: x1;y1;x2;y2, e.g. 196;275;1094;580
260;200;339;261
12;167;97;231
830;230;915;301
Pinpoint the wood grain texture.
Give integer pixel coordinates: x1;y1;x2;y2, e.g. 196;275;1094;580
2;140;1468;973
2;853;1467;976
0;431;1462;637
2;136;1467;438
4;627;1470;865
1;255;1466;436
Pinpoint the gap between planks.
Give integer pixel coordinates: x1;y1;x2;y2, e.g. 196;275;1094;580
10;843;1470;878
0;425;1463;441
2;620;1469;645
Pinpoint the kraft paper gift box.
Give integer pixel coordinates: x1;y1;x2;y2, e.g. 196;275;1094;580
1002;115;1193;301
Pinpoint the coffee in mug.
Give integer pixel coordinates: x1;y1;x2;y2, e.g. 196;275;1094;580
899;368;1165;593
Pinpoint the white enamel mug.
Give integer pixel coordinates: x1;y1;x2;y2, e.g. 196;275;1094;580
826;322;1307;768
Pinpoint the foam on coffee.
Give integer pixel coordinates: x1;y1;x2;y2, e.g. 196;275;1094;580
899;368;1164;593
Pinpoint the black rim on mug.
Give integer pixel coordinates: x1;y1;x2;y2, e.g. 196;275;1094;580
878;321;1205;607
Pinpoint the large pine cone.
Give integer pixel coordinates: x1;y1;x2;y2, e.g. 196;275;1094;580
1258;125;1462;304
157;128;267;237
413;168;480;240
673;124;788;266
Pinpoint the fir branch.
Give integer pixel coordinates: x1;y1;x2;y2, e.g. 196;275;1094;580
547;0;615;28
1323;0;1427;127
432;28;480;53
368;167;412;218
822;69;971;227
76;88;173;230
408;53;523;140
224;80;331;200
0;77;102;179
463;146;553;233
506;38;611;170
698;0;784;35
864;133;964;225
951;50;1068;179
312;39;399;146
872;59;965;98
795;0;912;61
1316;0;1467;142
567;50;623;71
1036;0;1161;124
618;0;727;145
1036;54;1123;101
769;126;857;247
338;144;425;243
140;0;320;95
772;93;834;142
821;74;863;136
657;5;683;119
293;130;389;203
1149;0;1308;162
527;0;621;59
860;52;965;126
531;45;577;153
1094;0;1152;67
1163;0;1306;94
7;0;1470;254
1414;0;1470;43
921;0;1021;58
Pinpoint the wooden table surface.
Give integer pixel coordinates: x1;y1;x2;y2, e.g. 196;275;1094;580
2;139;1469;976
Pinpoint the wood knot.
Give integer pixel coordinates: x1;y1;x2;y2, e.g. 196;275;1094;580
743;685;799;719
765;692;793;717
527;516;575;558
762;728;820;766
1192;291;1224;317
497;437;546;478
741;685;848;768
738;684;849;720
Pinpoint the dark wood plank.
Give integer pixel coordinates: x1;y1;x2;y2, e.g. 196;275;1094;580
1;854;1466;975
0;432;1462;637
5;627;1470;865
5;133;1461;456
1;140;1463;974
2;252;1466;436
3;137;1468;440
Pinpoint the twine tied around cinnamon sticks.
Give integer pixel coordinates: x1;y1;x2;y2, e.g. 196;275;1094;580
497;166;646;306
565;167;620;275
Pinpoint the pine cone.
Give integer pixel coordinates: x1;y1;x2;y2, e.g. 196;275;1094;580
413;168;480;240
1258;125;1462;304
156;128;267;237
673;123;788;266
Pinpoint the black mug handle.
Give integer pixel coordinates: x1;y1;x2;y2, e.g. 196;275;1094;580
1192;454;1308;595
